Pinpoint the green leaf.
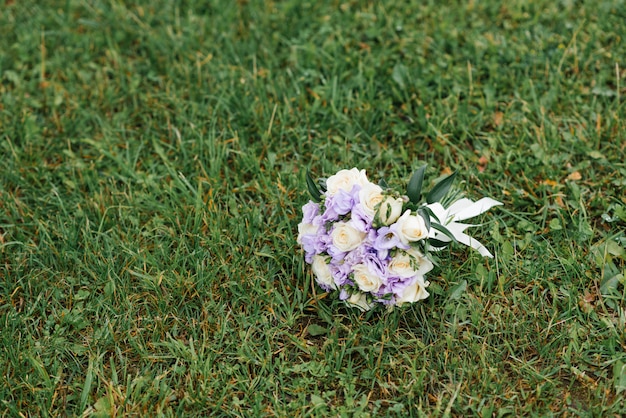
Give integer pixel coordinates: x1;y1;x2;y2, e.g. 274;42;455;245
378;178;389;189
417;208;431;232
614;205;626;222
600;272;622;297
431;222;458;243
310;394;325;407
307;324;328;336
549;218;562;231
500;241;515;258
614;361;626;394
420;205;441;223
392;63;408;89
606;240;625;259
426;171;457;204
448;280;467;300
428;238;451;248
318;178;327;193
306;170;322;202
407;165;426;204
93;395;113;418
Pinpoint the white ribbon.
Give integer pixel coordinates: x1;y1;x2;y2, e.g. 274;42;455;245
425;197;502;257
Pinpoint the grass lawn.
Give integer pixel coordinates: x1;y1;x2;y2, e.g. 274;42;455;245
1;0;625;416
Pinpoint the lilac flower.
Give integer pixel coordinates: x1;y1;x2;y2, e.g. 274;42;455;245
327;243;349;262
328;261;352;287
312;214;324;227
342;249;359;268
320;204;340;223
350;203;373;233
365;228;387;260
370;226;408;259
302;201;320;224
361;250;388;280
321;184;362;223
325;188;355;217
373;227;401;250
300;232;331;263
377;275;411;298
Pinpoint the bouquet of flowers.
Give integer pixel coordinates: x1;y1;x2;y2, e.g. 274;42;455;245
297;167;501;311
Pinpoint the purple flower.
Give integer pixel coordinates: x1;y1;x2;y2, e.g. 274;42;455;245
362;250;388;280
367;227;407;259
377;275;411;298
302;201;320;224
374;227;401;250
326;188;355;216
350;203;373;233
327;243;346;261
364;229;386;259
328;261;352;287
312;214;324;227
343;244;366;266
300;232;331;263
321;184;362;223
320;205;340;223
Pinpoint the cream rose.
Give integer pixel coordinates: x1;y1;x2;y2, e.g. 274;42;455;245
347;291;373;311
405;248;434;276
311;255;336;289
358;182;384;217
352;264;383;293
296;222;318;244
388;252;417;278
396;278;430;305
393;211;429;244
331;222;365;252
325;168;369;196
377;196;404;225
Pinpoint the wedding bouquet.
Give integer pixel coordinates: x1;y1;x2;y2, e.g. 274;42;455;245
297;167;501;311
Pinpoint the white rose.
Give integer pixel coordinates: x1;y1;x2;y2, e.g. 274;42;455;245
393;211;429;244
358;183;384;217
352;264;383;293
296;222;318;244
405;248;434;276
331;222;365;252
347;291;373;311
377;196;404;225
388;252;416;278
326;168;369;196
311;255;336;289
396;278;430;305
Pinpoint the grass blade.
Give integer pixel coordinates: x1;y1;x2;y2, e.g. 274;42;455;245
79;357;95;413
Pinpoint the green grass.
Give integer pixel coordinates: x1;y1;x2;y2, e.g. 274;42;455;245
1;0;625;416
